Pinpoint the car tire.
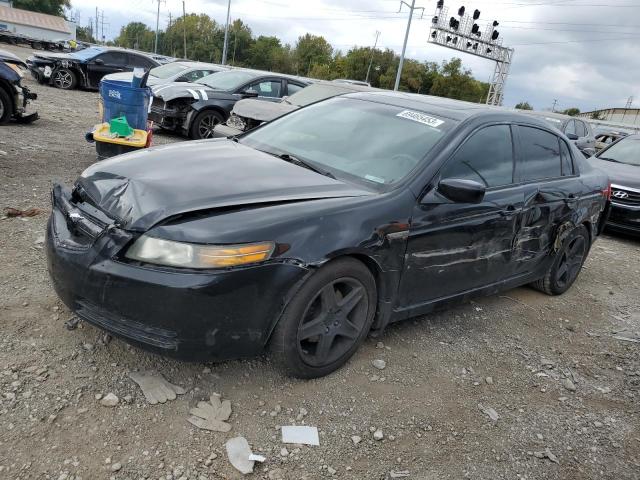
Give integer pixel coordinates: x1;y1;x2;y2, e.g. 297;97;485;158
52;68;77;90
0;87;13;125
532;225;589;296
190;110;224;139
270;258;377;379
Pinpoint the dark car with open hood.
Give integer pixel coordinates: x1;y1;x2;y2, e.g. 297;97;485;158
26;46;161;90
148;69;310;139
0;49;37;124
588;134;640;234
46;92;610;378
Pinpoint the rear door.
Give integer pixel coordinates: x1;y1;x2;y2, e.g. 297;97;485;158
511;125;581;274
244;78;286;102
397;123;524;309
87;51;128;87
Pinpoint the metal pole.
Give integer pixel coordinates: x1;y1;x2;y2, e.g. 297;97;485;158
395;0;421;91
221;0;231;65
154;0;160;53
365;31;380;84
182;1;187;59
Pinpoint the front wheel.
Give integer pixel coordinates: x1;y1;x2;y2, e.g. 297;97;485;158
532;225;589;295
270;258;377;378
52;68;77;90
190;110;224;139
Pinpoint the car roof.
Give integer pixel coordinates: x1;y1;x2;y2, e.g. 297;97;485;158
224;67;313;84
174;61;224;69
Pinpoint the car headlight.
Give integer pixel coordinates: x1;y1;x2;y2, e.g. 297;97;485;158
125;235;275;269
226;114;246;131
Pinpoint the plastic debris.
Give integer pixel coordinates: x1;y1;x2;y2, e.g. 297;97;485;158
226;436;255;474
281;425;320;446
478;403;499;421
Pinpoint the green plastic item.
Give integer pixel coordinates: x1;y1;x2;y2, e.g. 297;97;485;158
109;116;134;137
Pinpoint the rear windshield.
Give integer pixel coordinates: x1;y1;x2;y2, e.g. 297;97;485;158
197;70;258;90
241;97;454;187
287;83;361;107
70;47;105;60
149;62;190;79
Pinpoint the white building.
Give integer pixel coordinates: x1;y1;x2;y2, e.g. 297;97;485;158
578;108;640;127
0;2;76;42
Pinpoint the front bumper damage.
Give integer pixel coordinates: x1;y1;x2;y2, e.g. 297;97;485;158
46;185;309;361
14;84;38;123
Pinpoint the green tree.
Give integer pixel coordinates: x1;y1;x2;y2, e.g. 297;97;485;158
563;107;580;116
227;19;254;66
429;58;488;102
515;101;533;110
164;14;223;61
114;22;155;52
76;26;95;43
294;34;333;76
246;36;282;71
590;110;605;120
12;0;69;16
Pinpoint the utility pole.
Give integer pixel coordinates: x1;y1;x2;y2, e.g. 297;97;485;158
95;7;99;44
154;0;164;53
625;96;633;109
100;11;106;44
221;0;231;65
394;0;424;91
551;99;558;112
365;30;380;84
182;1;187;59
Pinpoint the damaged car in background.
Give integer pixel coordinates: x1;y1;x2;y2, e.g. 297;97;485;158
215;80;374;137
26;46;161;90
46;92;610;378
149;69;310;139
0;49;37;124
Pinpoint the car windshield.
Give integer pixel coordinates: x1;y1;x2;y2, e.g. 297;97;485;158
149;62;190;79
287;84;361;107
69;47;105;61
197;70;257;90
597;135;640;166
240;97;453;186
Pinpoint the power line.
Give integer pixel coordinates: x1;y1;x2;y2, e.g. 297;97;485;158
395;1;424;91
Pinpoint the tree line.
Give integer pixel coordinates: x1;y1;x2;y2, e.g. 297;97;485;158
111;15;489;101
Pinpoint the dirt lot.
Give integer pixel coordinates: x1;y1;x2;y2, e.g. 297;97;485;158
1;44;639;480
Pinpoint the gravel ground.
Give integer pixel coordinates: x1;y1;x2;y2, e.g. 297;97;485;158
1;44;639;480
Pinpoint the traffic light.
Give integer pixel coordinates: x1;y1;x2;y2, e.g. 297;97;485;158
437;0;444;9
493;20;499;27
458;6;465;16
471;23;480;35
492;30;499;40
473;9;480;20
431;31;437;39
449;17;460;30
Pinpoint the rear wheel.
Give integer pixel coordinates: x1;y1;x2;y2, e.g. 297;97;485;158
0;87;12;124
533;225;589;295
270;258;377;378
190;110;224;139
52;68;77;90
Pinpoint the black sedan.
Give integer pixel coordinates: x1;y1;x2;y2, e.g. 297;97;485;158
589;134;640;234
26;47;160;90
46;93;610;378
148;69;310;139
0;49;37;124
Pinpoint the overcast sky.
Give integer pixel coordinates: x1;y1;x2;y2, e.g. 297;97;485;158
71;0;640;112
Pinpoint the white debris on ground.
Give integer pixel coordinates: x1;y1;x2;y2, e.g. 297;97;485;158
187;393;232;432
128;371;186;404
225;436;256;475
281;425;320;446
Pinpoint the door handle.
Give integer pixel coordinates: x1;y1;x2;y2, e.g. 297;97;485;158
500;205;518;218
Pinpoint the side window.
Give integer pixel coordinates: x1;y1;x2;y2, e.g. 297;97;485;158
287;82;305;96
248;80;282;98
440;125;514;188
128;54;154;69
575;120;587;138
97;52;128;66
183;69;212;82
564;120;576;136
519;126;562;181
559;139;574;176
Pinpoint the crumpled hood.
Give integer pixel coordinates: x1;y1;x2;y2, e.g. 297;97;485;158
588;157;640;189
151;82;232;102
232;98;298;122
30;52;74;61
0;49;26;67
77;139;371;231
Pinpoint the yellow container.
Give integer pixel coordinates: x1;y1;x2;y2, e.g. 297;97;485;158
92;122;148;148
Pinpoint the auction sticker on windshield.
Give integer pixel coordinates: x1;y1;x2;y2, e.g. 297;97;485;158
396;110;445;128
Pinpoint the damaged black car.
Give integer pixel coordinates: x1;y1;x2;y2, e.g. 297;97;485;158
46;92;610;378
0;49;37;124
26;46;161;90
149;69;310;139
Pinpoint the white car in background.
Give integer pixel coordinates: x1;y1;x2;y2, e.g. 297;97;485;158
103;61;227;87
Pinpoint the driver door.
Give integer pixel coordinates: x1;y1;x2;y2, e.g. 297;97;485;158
87;51;128;88
397;124;524;310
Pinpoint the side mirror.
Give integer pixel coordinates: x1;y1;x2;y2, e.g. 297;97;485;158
175;76;188;82
241;89;259;98
566;133;579;141
437;178;486;204
93;58;104;65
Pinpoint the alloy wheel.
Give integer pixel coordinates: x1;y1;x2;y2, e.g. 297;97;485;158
197;113;220;138
0;98;4;119
53;70;73;89
297;277;369;367
556;235;586;289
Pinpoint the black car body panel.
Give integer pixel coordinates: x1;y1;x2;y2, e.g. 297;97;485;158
26;47;161;90
0;49;37;123
46;93;609;362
